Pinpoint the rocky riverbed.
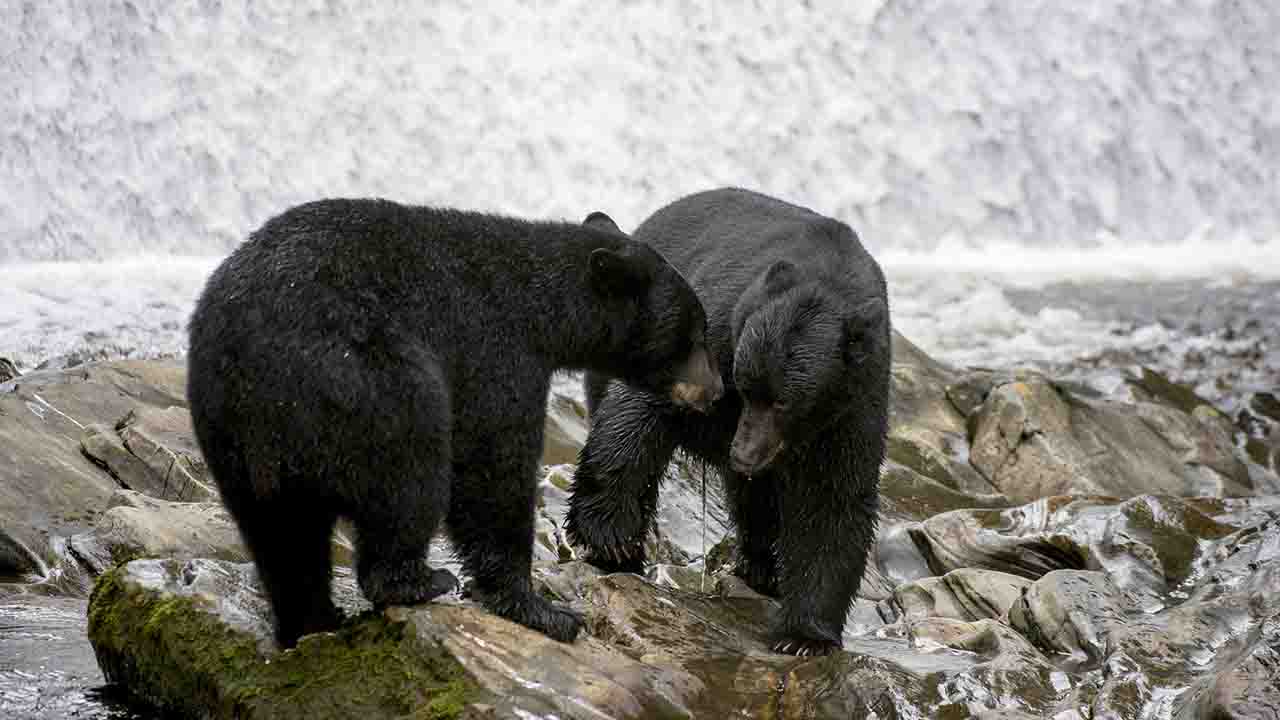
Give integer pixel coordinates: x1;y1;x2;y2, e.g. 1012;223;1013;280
1;332;1277;719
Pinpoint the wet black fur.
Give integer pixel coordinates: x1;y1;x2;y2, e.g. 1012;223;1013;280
187;198;707;648
565;188;890;656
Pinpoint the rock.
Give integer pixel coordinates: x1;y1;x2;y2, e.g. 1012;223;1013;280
62;340;1280;719
904;618;1064;717
1006;570;1127;664
1091;515;1280;719
1172;613;1280;720
0;521;52;584
87;559;480;719
67;490;249;575
0;361;187;551
885;493;1250;599
0;358;18;383
1126;366;1217;418
881;568;1031;623
542;390;589;466
81;406;216;503
967;374;1253;502
533;465;578;563
887;432;996;497
1236;391;1280;438
887;333;983;494
88;557;1069;718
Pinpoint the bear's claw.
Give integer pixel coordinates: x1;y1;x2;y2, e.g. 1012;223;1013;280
771;635;839;657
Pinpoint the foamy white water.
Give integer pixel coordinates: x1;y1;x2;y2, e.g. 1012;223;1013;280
3;246;1275;412
3;1;1279;262
0;256;219;369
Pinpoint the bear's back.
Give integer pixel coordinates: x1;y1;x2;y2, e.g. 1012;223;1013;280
633;188;884;317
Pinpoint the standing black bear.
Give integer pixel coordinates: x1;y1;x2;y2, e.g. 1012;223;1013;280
565;188;890;656
187;198;722;648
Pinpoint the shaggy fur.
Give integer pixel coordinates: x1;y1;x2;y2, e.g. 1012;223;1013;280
565;188;890;656
187;198;717;648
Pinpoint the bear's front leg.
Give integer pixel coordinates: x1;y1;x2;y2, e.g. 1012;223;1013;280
449;427;582;643
723;469;782;597
771;487;879;656
565;384;681;573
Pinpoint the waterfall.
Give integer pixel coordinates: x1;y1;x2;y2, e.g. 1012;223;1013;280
3;0;1277;262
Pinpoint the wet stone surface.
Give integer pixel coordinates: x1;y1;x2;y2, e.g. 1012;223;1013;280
1;345;1278;718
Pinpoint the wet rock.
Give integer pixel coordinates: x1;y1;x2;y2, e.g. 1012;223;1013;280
66;490;249;576
881;568;1031;623
904;618;1064;718
887;333;977;484
883;493;1250;601
0;521;52;584
968;374;1253;502
879;455;1009;526
87;559;479;719
945;369;998;418
0;358;18;383
0;361;187;550
901;497;1092;581
1007;570;1127;664
887;432;996;497
542;390;589;466
81;406;216;503
1173;613;1280;720
5;344;1276;718
1090;516;1280;719
1126;366;1217;418
1236;391;1280;438
89;556;1079;719
533;465;577;563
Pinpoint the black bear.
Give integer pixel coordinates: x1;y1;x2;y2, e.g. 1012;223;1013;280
565;188;890;656
187;198;722;648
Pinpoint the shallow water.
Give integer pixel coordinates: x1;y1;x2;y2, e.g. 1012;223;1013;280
0;598;148;719
4;255;1275;405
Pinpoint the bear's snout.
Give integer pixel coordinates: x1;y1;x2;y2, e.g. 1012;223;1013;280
730;406;786;474
670;346;724;412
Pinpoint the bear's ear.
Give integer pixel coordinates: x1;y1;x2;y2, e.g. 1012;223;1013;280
589;248;651;296
762;260;798;296
843;297;887;364
583;211;626;237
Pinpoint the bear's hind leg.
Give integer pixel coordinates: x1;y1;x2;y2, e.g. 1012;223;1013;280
564;384;680;573
450;427;582;643
351;464;456;607
348;360;458;607
234;498;341;648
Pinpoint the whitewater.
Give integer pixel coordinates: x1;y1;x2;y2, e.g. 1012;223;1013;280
3;0;1279;403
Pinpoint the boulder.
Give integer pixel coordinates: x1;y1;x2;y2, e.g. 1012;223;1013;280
67;490;248;575
967;374;1254;502
81;406;216;502
0;361;189;561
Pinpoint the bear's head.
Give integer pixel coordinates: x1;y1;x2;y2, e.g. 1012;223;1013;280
583;212;723;413
729;260;889;474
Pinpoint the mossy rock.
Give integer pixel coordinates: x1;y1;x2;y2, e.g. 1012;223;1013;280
87;561;483;719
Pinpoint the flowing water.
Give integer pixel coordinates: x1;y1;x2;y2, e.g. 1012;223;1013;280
2;1;1278;717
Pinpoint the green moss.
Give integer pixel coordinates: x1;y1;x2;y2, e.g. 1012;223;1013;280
1122;498;1235;585
1130;368;1213;417
878;464;1010;522
88;564;483;719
